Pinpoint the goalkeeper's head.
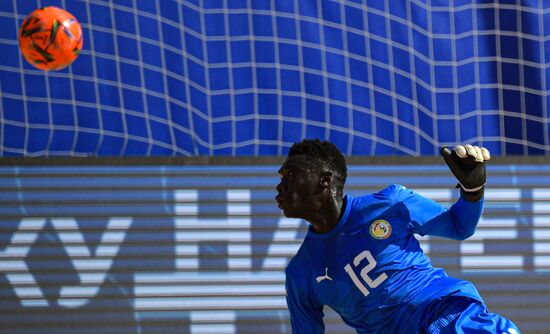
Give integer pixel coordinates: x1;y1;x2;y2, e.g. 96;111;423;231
276;139;348;222
287;139;348;195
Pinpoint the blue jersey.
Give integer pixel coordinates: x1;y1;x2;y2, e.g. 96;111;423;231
285;184;485;334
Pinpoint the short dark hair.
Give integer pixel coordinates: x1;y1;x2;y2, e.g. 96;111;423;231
288;139;348;192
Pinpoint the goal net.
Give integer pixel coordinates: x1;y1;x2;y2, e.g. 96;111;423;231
0;1;548;156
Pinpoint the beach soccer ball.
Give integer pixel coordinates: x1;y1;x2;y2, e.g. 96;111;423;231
18;6;83;71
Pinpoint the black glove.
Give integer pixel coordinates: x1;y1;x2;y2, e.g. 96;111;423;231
440;145;490;202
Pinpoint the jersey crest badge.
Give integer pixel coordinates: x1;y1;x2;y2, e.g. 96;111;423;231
369;219;392;240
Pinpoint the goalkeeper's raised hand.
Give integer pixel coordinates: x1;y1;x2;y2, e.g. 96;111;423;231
440;144;491;201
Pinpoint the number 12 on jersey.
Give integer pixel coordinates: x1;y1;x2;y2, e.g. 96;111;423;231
344;250;388;296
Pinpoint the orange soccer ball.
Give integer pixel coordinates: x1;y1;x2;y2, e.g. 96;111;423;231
18;6;83;71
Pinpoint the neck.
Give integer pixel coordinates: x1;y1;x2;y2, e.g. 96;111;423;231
309;194;345;234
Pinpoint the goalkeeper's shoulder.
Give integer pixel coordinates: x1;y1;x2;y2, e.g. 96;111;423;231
372;184;413;200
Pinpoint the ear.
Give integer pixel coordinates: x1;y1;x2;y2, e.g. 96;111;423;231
319;171;333;188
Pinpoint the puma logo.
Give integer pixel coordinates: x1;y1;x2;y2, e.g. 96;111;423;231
316;267;333;283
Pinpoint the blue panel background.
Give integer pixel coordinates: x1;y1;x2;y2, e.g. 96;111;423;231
0;162;549;333
0;0;549;156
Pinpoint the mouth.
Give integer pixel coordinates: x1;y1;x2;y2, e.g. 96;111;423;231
275;196;285;209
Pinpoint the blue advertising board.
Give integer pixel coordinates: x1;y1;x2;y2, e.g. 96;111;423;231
1;162;549;333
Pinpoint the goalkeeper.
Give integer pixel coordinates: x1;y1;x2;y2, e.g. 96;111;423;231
275;139;521;334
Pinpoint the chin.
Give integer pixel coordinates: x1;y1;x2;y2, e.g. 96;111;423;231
282;208;301;219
